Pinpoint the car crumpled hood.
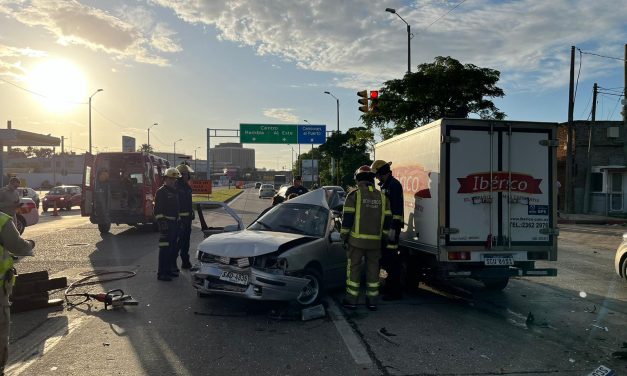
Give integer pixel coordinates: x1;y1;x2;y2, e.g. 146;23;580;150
197;230;312;258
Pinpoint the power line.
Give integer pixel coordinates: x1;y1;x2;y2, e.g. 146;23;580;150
579;50;626;62
0;76;87;104
577;88;593;119
418;0;467;34
574;49;583;102
607;94;623;120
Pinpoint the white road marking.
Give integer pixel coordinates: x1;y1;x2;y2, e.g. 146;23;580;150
324;297;373;365
6;316;89;375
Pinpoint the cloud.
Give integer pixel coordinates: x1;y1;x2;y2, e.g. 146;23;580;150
0;0;182;68
154;0;626;91
263;108;299;123
0;44;47;79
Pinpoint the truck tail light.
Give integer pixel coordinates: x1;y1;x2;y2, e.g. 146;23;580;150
448;252;471;261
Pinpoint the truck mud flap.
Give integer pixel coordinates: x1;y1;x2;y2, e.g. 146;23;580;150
443;268;557;278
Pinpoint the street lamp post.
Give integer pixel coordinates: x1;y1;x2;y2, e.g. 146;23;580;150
173;138;182;166
148;122;158;151
88;89;103;154
194;146;200;173
386;8;412;74
323;91;339;132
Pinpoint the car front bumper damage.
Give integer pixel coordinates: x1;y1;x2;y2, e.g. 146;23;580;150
192;262;310;301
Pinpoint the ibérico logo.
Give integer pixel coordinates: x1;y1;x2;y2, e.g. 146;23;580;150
457;172;542;194
394;166;432;198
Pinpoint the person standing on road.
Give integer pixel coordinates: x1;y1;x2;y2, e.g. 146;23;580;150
285;175;308;197
0;211;34;374
154;167;181;282
341;165;391;311
0;178;21;222
175;164;194;270
371;160;405;301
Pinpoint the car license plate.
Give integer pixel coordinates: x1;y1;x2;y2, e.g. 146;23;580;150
219;271;249;285
484;256;514;266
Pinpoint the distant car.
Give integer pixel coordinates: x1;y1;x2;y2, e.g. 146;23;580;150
254;182;262;189
42;185;82;212
16;197;39;234
18;187;40;208
615;233;627;281
259;184;275;198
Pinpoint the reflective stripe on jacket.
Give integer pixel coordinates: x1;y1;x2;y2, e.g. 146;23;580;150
341;182;392;250
175;179;193;217
0;213;14;287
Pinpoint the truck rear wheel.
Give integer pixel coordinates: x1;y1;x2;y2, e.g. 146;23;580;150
482;277;509;291
98;223;111;233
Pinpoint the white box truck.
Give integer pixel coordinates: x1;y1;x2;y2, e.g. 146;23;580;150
375;118;558;290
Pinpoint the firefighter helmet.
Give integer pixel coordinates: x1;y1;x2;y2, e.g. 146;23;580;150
164;167;181;179
354;165;375;182
370;160;391;175
176;164;194;174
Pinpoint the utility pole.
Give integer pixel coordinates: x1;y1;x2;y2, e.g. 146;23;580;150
565;46;575;213
583;83;597;214
61;136;65;154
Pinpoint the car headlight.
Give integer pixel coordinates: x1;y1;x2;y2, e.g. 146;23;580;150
197;251;214;263
59;197;65;201
43;197;48;201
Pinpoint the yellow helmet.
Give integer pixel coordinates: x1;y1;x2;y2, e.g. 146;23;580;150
176;164;194;174
370;160;391;174
164;167;181;179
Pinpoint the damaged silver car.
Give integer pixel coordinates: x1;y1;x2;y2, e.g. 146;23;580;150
192;189;346;306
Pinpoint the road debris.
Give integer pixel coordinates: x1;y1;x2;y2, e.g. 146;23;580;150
377;327;399;346
591;324;608;332
301;304;326;321
584;305;597;313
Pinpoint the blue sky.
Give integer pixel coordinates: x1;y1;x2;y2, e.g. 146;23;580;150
0;0;625;169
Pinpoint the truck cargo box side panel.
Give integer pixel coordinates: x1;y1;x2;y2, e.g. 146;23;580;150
504;128;553;245
375;123;441;250
447;127;499;245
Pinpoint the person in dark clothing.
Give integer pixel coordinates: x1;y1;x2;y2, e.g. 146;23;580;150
371;160;405;301
285;175;308;197
154;167;181;281
175;164;194;270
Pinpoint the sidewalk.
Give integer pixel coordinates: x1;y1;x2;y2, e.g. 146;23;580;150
558;212;627;225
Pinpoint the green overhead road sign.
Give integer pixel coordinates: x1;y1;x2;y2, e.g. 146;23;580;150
240;124;298;144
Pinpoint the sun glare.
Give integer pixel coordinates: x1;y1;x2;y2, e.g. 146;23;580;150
26;59;87;112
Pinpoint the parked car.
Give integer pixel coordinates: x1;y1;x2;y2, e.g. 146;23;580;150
258;184;275;198
254;182;262;189
16;197;39;234
192;189;346;307
18;187;40;208
615;233;627;281
42;185;82;212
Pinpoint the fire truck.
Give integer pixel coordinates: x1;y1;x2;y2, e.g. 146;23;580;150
81;152;170;233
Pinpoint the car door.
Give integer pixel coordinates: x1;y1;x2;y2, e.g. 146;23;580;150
73;187;82;206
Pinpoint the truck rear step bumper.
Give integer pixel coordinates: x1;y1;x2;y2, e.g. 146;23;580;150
444;268;557;278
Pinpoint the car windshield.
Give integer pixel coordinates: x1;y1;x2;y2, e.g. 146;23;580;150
49;187;69;195
261;184;273;189
249;203;328;237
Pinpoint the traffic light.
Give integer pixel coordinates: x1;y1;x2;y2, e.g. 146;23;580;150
357;90;369;113
370;90;379;113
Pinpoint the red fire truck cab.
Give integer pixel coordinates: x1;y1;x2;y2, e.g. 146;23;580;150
81;152;170;233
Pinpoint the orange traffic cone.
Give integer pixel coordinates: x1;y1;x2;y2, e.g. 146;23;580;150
52;201;58;216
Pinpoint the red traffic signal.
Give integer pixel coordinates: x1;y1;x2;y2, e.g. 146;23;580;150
370;90;378;99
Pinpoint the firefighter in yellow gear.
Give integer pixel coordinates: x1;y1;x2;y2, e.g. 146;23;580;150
0;212;34;374
341;165;392;311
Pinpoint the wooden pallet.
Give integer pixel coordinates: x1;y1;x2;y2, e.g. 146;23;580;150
10;271;66;313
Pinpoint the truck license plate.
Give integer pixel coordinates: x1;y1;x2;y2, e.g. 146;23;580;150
484;257;514;266
219;271;249;285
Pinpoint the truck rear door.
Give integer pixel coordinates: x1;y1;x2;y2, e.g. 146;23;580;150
446;123;554;248
81;153;95;217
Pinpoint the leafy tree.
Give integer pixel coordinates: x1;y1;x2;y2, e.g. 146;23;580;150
33;148;54;158
8;148;27;158
362;56;506;139
138;143;154;154
318;128;372;188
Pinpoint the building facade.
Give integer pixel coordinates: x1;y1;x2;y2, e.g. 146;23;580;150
558;120;626;215
209;143;255;176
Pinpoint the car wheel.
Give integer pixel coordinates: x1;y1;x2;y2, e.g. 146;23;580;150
98;223;111;233
622;256;627;281
296;267;323;307
482;277;509;291
15;215;26;235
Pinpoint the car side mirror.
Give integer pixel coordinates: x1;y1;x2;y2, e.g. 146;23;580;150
329;231;342;243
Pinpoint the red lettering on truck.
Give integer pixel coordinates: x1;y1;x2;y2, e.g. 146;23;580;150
457;172;542;194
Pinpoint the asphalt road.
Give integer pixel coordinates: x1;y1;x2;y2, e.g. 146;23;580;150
6;188;627;376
